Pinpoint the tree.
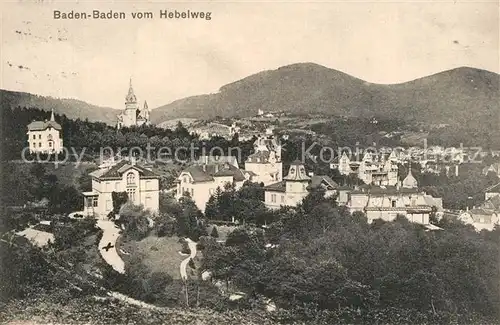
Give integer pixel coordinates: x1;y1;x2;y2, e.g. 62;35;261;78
111;191;128;215
210;226;219;238
176;196;204;240
204;195;218;220
118;203;151;240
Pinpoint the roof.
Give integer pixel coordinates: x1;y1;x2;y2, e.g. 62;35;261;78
182;162;246;183
94;160;159;180
485;182;500;193
284;161;311;181
126;78;137;103
424;224;443;231
264;181;286;193
243;170;258;177
468;208;496;216
402;169;418;188
309;175;338;190
196;155;239;167
350;185;420;195
481;195;500;210
27;120;62;131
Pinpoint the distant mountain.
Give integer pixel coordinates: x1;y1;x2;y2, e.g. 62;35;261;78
150;63;500;128
0;89;119;125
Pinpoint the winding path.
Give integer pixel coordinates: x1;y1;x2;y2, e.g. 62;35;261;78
96;220;125;274
179;238;197;280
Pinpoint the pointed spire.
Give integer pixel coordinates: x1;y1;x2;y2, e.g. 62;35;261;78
402;162;418;189
50;108;55;122
143;100;149;111
126;77;137;103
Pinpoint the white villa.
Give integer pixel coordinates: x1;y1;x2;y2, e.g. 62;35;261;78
244;135;283;186
331;151;399;186
176;156;255;212
26;109;63;154
346;169;443;225
263;160;338;209
82;159;160;218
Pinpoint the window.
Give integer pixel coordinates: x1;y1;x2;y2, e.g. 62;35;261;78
126;172;136;185
85;197;93;208
115;182;120;191
48;134;53;140
106;200;112;211
146;181;152;189
32;135;36;139
281;195;285;203
271;194;276;203
39;142;42;147
92;197;98;207
38;134;41;139
290;167;296;174
391;200;396;208
146;196;152;206
48;142;52;147
127;188;136;202
183;176;189;183
191;188;194;197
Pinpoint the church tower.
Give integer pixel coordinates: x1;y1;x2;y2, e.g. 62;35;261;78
143;100;150;121
123;78;139;127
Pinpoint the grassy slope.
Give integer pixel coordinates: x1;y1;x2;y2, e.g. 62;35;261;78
120;235;184;279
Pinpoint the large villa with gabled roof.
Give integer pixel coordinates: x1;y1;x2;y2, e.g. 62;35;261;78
82;159;160;218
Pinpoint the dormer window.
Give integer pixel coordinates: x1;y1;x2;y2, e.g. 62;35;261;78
183;176;189;183
48;134;53;140
290;167;296;174
126;172;136;185
300;167;305;175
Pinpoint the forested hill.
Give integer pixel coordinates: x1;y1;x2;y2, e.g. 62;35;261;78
150;63;500;128
0;89;118;125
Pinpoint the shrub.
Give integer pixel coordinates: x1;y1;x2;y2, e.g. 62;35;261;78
210;226;219;238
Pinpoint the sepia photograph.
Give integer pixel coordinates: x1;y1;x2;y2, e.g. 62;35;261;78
0;0;499;324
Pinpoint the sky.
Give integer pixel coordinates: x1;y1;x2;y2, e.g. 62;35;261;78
1;0;499;109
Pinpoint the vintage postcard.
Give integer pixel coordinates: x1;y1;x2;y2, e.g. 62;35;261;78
1;0;499;324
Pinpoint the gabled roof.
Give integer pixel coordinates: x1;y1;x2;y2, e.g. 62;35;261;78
263;181;286;193
242;170;258;177
309;175;338;190
181;163;246;183
468;208;497;216
481;194;500;210
94;160;159;180
196;155;239;167
27;120;62;131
